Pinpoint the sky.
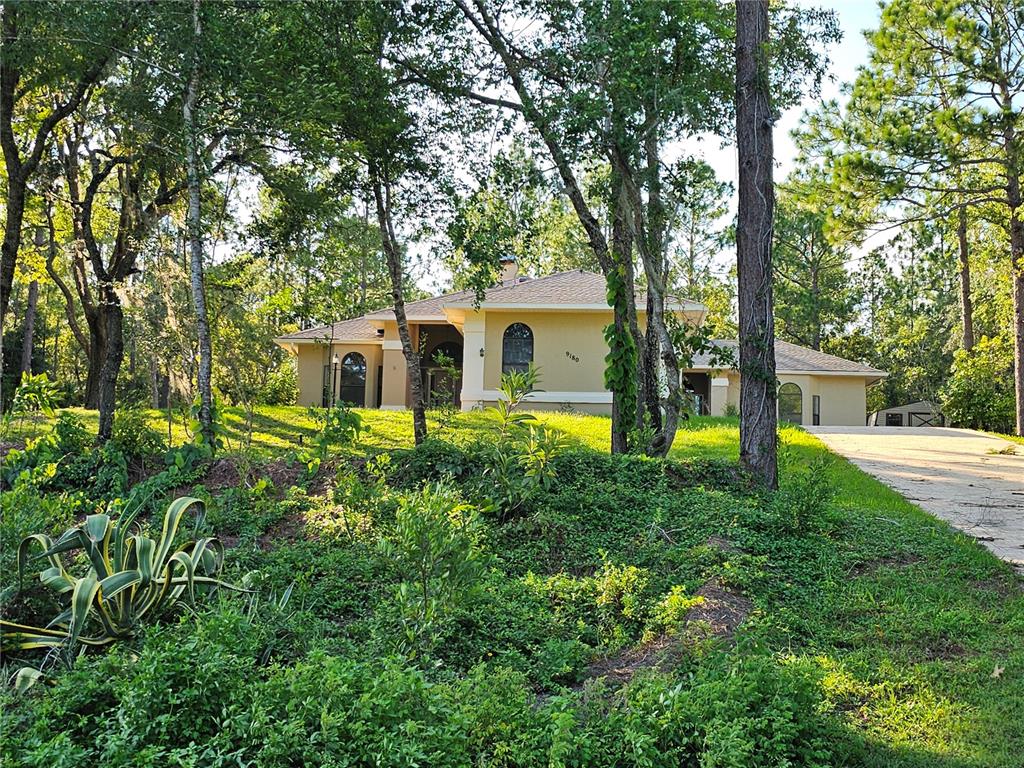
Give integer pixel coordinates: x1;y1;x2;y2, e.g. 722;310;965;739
410;0;884;293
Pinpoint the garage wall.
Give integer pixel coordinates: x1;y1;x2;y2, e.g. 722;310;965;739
811;375;868;426
708;371;870;426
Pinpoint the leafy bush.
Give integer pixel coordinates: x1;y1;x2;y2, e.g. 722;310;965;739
480;366;568;520
380;483;485;653
110;407;166;459
306;456;392;542
0;412;92;490
389;438;482;486
303;402;366;474
259;361;298;405
775;451;836;532
50;412;90;456
941;335;1016;432
0;372;58;440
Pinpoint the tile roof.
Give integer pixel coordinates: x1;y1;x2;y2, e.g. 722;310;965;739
691;339;885;375
276;316;381;343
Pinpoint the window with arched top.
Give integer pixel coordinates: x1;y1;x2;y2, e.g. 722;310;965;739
778;382;803;425
502;323;533;374
339;352;367;407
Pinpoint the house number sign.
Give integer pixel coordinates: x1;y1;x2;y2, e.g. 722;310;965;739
565;351;580;363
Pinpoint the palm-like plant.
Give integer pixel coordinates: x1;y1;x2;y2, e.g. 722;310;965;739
2;497;241;656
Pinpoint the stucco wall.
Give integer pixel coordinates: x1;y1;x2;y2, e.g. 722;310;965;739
482;310;610;392
295;342;382;408
811;375;868;426
710;372;871;426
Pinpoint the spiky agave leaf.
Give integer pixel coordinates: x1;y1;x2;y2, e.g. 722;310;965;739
2;496;249;667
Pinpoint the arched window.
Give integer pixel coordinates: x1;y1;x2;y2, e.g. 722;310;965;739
502;323;533;374
778;382;803;425
339;352;367;407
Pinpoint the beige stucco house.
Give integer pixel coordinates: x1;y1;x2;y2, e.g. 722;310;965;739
275;265;885;426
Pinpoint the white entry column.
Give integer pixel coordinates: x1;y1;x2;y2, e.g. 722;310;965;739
460;312;486;410
709;376;730;416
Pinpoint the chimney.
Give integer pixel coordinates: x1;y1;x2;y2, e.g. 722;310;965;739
499;256;519;285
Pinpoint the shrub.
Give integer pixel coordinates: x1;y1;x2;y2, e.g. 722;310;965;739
110;407;166;459
775;452;836;532
380;483;485;654
303;402;366;474
389;438;481;486
307;456;391;542
51;412;90;456
0;372;58;440
480;367;568;520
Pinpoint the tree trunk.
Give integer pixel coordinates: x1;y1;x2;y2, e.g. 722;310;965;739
1007;186;1024;437
609;172;639;453
735;0;778;487
0;179;25;335
956;204;974;352
96;289;124;441
84;315;105;408
371;167;427;445
185;0;214;447
809;262;821;351
20;280;38;374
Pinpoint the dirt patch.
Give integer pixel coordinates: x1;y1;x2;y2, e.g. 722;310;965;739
682;578;753;642
564;577;752;694
919;635;969;661
850;553;923;577
1;439;26;455
576;634;680;689
260;458;304;492
971;575;1024;598
204;458;242;490
705;536;741;554
201;456;305;495
306;456;372;497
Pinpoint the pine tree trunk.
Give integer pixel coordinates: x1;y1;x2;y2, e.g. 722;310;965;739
1007;194;1024;437
185;0;214;447
20;279;38;374
735;0;778;487
371;168;427;445
956;204;974;352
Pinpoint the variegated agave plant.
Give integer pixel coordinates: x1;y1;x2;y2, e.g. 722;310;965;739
2;496;242;667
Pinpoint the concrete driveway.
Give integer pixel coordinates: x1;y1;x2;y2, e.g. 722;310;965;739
807;426;1024;566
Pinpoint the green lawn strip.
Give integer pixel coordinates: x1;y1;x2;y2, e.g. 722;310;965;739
985;431;1024;446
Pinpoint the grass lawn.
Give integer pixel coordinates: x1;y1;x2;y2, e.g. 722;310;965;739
2;407;1021;766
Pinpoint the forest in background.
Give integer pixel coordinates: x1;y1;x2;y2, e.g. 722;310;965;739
1;0;1021;438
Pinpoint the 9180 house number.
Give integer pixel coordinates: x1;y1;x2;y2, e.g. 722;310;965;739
565;351;580;363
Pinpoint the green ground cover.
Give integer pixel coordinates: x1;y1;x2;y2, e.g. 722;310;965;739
1;408;1020;767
